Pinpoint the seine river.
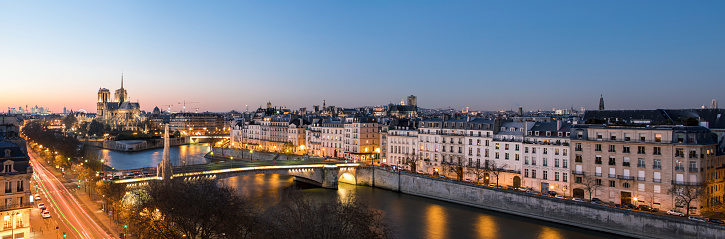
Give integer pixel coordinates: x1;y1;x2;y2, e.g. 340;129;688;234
103;144;623;239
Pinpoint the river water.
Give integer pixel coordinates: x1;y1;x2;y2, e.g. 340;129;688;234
103;145;623;239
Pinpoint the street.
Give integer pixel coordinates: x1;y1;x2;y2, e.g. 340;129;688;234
30;151;113;239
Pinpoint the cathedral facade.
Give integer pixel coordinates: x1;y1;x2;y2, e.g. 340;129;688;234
96;75;144;131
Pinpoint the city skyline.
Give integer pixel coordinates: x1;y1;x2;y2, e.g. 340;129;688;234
2;1;725;112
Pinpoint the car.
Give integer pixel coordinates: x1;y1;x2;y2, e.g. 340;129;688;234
688;216;705;222
591;198;603;203
438;175;447;179
518;187;528;192
707;218;725;224
623;203;636;209
555;195;565;199
591;201;603;205
37;203;46;210
488;184;496;187
572;198;585;202
42;211;51;219
380;163;389;167
667;210;685;217
637;205;653;212
614;204;627;209
34;194;41;201
464;179;472;182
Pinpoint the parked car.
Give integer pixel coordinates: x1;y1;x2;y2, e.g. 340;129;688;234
591;198;603;203
34;194;41;201
464;179;472;182
438;175;447;179
614;204;627;209
667;210;685;217
623;203;636;209
591;201;603;205
37;203;46;210
572;198;585;202
42;211;51;219
707;218;725;224
637;205;653;212
688;216;705;222
555;195;565;199
518;188;528;192
488;184;497;188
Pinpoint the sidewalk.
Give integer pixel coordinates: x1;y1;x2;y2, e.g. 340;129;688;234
30;150;122;239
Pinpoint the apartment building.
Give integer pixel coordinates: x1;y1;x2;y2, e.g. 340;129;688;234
386;119;418;169
417;118;444;173
321;119;344;158
522;121;572;195
343;116;380;162
0;116;31;239
571;125;718;214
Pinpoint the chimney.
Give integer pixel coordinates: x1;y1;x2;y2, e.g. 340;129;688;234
557;120;562;130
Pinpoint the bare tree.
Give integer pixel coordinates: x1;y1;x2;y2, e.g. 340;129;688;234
466;160;487;184
486;160;508;187
668;184;706;216
443;156;464;181
403;153;420;173
576;175;601;200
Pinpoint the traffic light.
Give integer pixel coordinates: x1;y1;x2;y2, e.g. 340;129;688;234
63;232;66;238
124;224;128;228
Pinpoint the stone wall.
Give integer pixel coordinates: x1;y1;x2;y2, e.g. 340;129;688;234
355;166;725;239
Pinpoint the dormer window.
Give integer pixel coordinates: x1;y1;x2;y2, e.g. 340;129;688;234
3;149;9;158
3;164;11;173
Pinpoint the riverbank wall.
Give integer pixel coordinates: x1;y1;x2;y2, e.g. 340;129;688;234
354;166;724;239
207;147;324;162
81;137;188;151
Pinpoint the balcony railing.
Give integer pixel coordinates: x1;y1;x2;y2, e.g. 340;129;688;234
675;166;685;171
595;173;602;177
653;179;661;183
617;175;635;180
671;181;703;186
689;168;699;173
573;171;585;175
622;162;630;167
608;174;616;178
637;177;645;181
0;202;33;211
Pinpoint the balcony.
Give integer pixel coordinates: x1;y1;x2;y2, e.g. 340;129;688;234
671;181;703;186
622;162;630;167
595;173;602;177
637;177;645;181
0;202;33;211
575;147;582;151
573;171;585;175
617;175;635;180
689;168;699;173
608;174;616;178
675;166;685;171
653;179;661;183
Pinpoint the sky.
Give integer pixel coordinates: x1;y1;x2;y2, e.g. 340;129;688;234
1;1;724;113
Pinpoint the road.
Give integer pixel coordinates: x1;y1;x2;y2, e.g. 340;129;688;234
30;151;113;239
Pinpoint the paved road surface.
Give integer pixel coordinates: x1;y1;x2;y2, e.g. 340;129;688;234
30;151;113;239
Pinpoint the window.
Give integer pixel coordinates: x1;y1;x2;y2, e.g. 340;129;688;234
525;169;529;177
16;181;22;192
505;144;509;150
505;153;509;160
609;180;615;187
563;149;567;156
525;147;529;153
677;134;684;143
689;149;697;159
555;172;560;181
596;179;602;186
653;159;662;170
563;173;568;182
610;133;616;140
563;160;568;168
623;182;630;189
515;154;520;161
675;148;684;157
543;171;548;180
595;144;602;152
655;134;662;142
675;160;684;171
515;145;520;151
608;156;616;165
543;148;548;154
595;156;602;164
4;182;11;193
575;154;582;162
609;145;616;152
575;143;582;151
689;161;697;172
637;158;645;168
623;146;630;153
637;146;645;154
653;147;661;155
495;143;499;149
485;149;489;157
495;152;499;159
532;170;537;179
532;148;537;154
543;158;548;166
623;157;630;167
555;158;560;168
575;176;582;183
532;157;537;165
624;133;631;141
638;183;645;192
639;133;646;142
469;139;473;145
597;133;603;140
524;156;529;165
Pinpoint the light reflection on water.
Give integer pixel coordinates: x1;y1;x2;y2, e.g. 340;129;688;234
218;174;624;239
100;143;210;170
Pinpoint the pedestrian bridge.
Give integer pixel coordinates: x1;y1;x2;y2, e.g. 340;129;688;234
113;162;361;189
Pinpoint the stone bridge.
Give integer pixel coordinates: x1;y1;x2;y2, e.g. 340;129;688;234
114;163;361;189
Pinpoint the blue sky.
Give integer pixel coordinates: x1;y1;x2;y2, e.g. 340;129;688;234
1;1;724;113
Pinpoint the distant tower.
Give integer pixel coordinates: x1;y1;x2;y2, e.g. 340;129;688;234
114;73;127;103
599;95;605;110
323;100;326;108
407;95;417;107
518;106;523;115
266;101;272;109
712;99;718;109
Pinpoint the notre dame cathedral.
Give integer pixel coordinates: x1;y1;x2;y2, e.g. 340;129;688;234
96;74;144;131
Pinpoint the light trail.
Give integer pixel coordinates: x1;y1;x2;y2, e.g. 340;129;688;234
30;152;113;239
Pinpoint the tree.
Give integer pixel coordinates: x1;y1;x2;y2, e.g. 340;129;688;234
260;188;394;239
442;156;464;181
668;184;706;216
88;120;105;136
485;160;508;187
576;175;601;200
403;153;420;172
62;114;78;131
466;160;487;184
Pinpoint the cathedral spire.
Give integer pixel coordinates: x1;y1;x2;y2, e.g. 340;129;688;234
599;94;605;110
121;72;124;89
